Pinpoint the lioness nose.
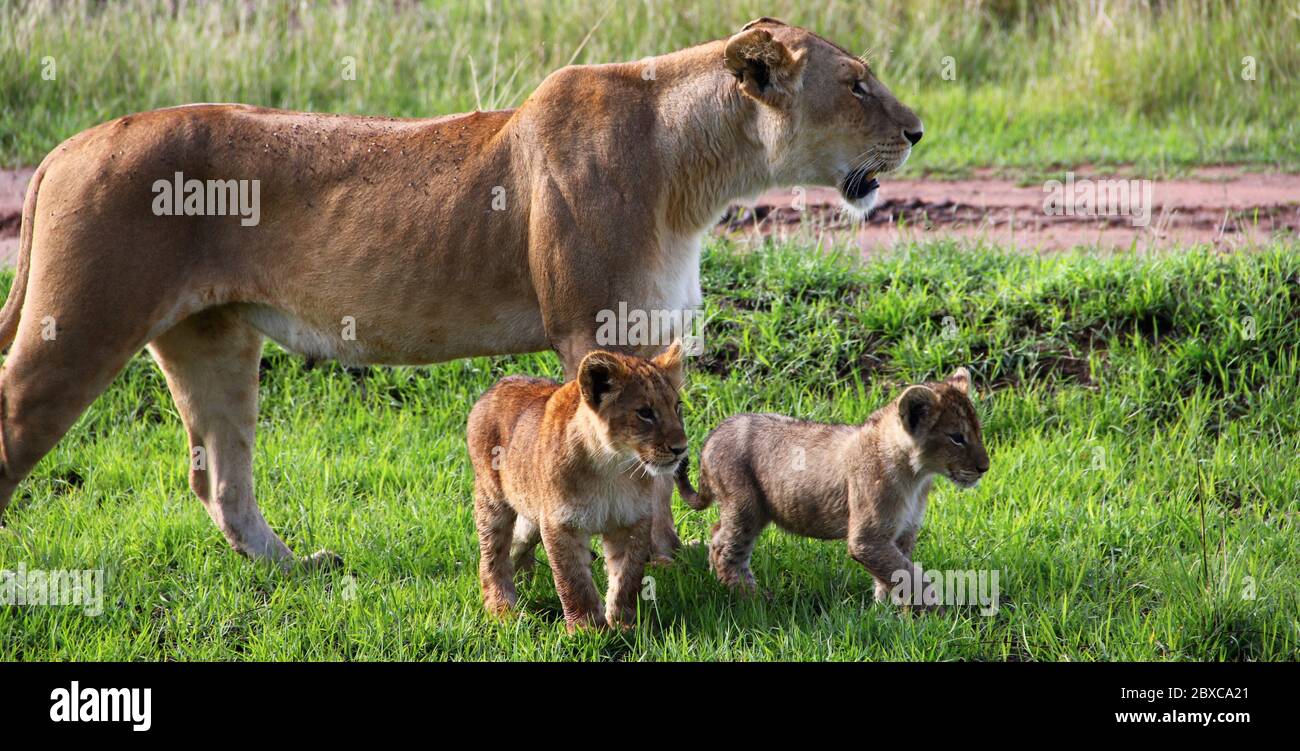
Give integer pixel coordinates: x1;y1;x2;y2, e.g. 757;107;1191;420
904;129;923;146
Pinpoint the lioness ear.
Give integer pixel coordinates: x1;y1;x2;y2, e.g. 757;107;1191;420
898;385;939;435
653;339;685;390
946;367;971;395
578;351;626;410
724;25;800;101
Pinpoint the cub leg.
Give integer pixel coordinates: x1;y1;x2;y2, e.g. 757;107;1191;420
602;517;652;628
874;525;920;602
849;529;933;610
709;504;765;593
148;309;337;569
473;484;519;616
539;518;605;631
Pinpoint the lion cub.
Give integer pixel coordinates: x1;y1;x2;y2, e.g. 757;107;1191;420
677;368;988;607
467;343;687;630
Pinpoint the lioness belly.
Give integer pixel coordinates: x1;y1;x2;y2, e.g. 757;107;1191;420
234;298;547;366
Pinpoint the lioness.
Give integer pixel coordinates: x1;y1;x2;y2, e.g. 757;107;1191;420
467;343;686;630
677;368;987;607
0;17;921;567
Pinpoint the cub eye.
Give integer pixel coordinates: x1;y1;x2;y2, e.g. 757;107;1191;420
637;406;656;423
948;433;966;446
675;401;683;418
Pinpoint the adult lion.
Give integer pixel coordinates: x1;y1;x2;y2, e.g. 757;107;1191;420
0;18;921;568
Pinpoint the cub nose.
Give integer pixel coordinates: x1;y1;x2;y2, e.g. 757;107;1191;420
977;460;990;474
670;445;688;457
903;129;923;146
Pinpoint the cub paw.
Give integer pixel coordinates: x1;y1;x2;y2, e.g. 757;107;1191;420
300;549;345;571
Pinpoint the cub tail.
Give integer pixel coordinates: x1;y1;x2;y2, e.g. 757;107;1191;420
675;454;712;510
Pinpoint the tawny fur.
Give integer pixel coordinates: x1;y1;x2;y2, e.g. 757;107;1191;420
677;368;988;608
0;18;921;568
467;344;687;631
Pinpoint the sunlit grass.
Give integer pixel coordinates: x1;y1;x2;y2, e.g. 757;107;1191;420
1;237;1296;660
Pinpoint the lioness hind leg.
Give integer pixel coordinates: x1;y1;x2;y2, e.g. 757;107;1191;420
0;284;167;521
147;308;336;570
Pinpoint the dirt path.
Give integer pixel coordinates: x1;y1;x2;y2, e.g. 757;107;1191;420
732;167;1299;252
1;167;1297;263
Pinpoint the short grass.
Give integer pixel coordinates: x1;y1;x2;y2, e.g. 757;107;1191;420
1;238;1297;661
2;0;1297;172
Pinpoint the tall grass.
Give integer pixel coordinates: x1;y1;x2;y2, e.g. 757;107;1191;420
1;0;1296;170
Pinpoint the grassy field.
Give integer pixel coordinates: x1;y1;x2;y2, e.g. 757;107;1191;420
1;0;1297;172
1;238;1297;661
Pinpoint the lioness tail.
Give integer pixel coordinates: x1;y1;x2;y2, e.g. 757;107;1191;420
0;161;47;352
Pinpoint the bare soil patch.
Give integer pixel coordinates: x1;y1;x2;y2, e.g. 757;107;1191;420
725;168;1299;252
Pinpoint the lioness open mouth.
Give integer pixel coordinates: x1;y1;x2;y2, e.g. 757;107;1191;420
841;167;880;201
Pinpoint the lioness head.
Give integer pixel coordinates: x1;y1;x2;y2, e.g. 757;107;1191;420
577;342;688;477
896;368;990;488
722;17;923;215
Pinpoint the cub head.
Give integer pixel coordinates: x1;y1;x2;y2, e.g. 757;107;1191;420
577;342;688;478
896;367;990;488
722;17;923;216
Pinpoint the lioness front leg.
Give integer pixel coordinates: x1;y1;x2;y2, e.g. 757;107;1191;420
539;519;605;630
648;481;682;564
602;517;652;628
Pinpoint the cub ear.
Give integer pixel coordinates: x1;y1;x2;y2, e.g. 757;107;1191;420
946;367;971;395
723;25;801;101
578;351;626;410
653;339;685;390
898;385;939;435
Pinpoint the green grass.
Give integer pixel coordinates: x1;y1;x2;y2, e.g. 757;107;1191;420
1;0;1297;171
1;238;1297;660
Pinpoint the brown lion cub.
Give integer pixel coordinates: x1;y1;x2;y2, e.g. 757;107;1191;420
467;343;687;630
677;368;988;607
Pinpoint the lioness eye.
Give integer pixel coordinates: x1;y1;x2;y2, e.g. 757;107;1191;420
949;433;966;446
637;406;656;423
852;81;869;98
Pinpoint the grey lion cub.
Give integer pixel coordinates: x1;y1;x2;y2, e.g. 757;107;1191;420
676;368;989;607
